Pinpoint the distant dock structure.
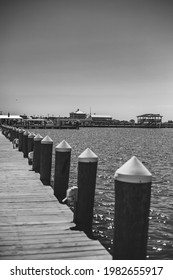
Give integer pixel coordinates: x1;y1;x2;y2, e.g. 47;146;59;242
137;114;163;128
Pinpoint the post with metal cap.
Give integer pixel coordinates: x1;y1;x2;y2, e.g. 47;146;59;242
15;127;18;139
11;127;15;142
13;127;17;140
75;148;98;235
16;128;19;139
54;140;72;202
9;127;13;142
4;126;8;139
113;156;152;260
18;129;24;151
40;135;53;185
23;130;29;158
1;125;5;135
33;134;43;172
28;132;36;154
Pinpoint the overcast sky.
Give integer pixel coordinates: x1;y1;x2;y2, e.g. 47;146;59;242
1;0;173;121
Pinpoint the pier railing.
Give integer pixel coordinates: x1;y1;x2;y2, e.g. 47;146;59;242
1;124;152;260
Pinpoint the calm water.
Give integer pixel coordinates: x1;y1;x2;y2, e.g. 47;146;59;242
31;127;173;259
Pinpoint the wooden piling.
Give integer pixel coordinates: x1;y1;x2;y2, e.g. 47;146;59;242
16;128;19;139
23;130;29;158
32;134;43;172
9;127;13;142
14;127;17;139
12;127;16;140
75;148;98;234
1;126;5;136
113;156;152;260
18;129;24;151
11;127;15;142
27;132;35;154
54;140;72;202
4;126;8;139
1;126;4;136
40;135;53;185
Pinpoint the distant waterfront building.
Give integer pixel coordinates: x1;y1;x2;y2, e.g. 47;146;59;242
165;120;173;128
0;114;22;125
20;114;28;119
69;109;87;119
137;114;163;127
0;114;22;120
90;114;112;122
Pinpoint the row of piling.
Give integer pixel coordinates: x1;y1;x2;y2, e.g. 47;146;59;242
1;125;152;260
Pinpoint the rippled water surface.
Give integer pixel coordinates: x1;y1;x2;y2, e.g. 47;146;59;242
31;127;173;259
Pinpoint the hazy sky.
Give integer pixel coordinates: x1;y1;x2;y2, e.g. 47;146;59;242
1;0;173;121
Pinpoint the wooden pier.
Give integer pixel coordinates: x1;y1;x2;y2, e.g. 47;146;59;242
0;132;111;260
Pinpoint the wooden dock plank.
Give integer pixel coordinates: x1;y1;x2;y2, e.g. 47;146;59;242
0;132;111;260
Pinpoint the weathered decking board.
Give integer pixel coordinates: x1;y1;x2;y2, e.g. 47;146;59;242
0;132;111;260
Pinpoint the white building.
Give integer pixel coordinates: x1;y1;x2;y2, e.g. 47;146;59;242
0;114;22;125
90;114;112;122
69;109;87;119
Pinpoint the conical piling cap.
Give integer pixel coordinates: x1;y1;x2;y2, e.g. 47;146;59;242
41;135;53;144
55;140;72;152
114;156;152;183
78;148;98;163
34;134;43;141
28;132;36;138
23;130;29;135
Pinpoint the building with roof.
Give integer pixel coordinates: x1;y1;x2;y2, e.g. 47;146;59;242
90;114;112;122
137;114;163;127
69;109;87;119
0;114;22;125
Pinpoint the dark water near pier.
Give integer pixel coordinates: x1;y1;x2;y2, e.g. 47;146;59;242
31;127;173;259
